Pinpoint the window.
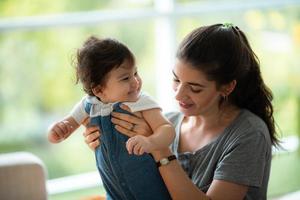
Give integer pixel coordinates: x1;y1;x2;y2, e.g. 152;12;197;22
1;0;299;199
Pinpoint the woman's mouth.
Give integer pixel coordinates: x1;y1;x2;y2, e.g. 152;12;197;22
179;101;193;109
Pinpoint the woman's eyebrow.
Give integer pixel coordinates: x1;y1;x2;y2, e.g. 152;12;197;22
172;70;178;78
172;70;206;88
188;82;206;88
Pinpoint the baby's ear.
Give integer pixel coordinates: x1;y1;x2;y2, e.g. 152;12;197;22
92;85;102;96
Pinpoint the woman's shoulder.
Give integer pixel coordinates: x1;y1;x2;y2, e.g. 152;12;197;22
229;109;271;145
237;109;268;132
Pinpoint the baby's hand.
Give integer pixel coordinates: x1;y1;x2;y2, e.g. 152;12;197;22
48;120;74;143
126;135;153;155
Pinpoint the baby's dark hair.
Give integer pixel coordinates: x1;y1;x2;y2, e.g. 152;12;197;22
75;36;135;96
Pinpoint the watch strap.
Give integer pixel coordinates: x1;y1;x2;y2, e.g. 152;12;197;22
156;155;177;168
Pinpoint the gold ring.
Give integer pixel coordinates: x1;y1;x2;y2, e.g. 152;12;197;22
130;124;136;131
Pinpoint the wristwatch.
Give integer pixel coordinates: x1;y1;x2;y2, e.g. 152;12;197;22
156;155;177;168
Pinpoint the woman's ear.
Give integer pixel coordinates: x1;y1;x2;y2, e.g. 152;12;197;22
221;80;237;97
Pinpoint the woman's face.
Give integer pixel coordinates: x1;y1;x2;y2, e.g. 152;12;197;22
172;59;223;116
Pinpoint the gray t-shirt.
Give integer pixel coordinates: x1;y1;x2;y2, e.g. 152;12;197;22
166;109;272;200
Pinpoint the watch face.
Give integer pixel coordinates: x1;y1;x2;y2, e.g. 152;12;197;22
160;158;169;165
157;155;176;167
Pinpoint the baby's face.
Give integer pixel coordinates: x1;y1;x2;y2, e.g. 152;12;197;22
96;60;142;103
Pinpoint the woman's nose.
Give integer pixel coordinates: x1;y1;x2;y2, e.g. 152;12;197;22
174;84;186;101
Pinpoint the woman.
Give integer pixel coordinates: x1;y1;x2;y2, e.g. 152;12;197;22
84;23;279;200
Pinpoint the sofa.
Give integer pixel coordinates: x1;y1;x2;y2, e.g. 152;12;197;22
0;151;48;200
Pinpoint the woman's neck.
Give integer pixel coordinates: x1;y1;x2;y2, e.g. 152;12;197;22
186;104;240;134
179;105;241;153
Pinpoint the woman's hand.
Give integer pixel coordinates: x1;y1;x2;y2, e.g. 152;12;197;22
83;126;100;151
111;104;153;138
82;104;152;150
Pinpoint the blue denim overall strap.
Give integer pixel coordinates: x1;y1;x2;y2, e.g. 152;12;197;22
85;101;171;200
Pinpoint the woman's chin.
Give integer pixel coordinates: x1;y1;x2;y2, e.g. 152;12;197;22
179;106;196;116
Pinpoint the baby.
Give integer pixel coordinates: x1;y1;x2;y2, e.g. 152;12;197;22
47;36;173;200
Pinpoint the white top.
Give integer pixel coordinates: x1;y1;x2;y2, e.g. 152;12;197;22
70;92;160;124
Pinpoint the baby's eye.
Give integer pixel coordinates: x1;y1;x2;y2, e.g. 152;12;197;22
121;77;129;81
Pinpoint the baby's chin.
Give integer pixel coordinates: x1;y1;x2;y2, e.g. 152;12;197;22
126;90;141;101
126;95;140;102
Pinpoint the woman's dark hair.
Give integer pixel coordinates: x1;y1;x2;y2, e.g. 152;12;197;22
177;23;279;146
75;36;135;96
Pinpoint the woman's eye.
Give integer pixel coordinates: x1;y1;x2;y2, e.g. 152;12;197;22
134;72;138;76
190;87;202;93
173;78;180;82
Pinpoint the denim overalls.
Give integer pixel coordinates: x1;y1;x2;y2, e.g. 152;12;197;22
85;101;171;200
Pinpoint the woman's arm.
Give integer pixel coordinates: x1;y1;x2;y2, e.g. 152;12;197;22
152;149;248;200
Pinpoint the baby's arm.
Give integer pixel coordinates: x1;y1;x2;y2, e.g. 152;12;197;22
48;116;80;143
126;108;175;155
48;97;89;143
